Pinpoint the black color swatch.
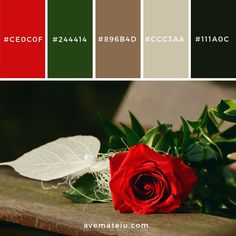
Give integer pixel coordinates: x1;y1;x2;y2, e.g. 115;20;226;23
192;0;236;78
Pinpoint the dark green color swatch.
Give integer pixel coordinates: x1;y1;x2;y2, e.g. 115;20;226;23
48;0;92;78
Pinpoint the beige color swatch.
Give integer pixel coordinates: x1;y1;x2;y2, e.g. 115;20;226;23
144;0;188;78
96;0;140;78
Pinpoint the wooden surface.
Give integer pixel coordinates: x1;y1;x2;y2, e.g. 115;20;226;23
0;167;236;236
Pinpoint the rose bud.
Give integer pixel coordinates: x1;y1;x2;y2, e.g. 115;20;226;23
109;144;197;214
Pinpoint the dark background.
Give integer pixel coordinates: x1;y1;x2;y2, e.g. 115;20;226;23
0;82;130;163
191;0;236;78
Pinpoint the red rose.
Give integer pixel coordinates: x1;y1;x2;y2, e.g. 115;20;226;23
109;144;197;214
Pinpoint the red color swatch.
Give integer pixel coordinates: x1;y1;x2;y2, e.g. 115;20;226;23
0;0;45;78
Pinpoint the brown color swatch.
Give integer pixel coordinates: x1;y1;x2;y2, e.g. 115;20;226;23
96;0;140;78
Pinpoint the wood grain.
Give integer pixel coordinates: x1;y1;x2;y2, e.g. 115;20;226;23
0;167;236;236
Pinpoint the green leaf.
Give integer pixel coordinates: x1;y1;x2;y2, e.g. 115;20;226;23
140;123;172;148
140;126;159;146
187;120;202;130
154;132;172;153
63;173;111;203
120;123;140;147
99;115;124;137
197;107;219;135
224;100;236;116
223;168;236;186
221;198;236;212
129;112;145;138
214;100;236;123
172;131;182;150
199;105;208;121
220;125;236;139
216;138;236;157
198;127;223;158
203;110;219;135
186;144;214;162
180;117;191;149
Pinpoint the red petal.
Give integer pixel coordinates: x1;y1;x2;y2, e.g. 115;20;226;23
173;158;197;201
109;151;127;176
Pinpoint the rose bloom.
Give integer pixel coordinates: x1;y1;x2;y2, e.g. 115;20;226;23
109;144;197;214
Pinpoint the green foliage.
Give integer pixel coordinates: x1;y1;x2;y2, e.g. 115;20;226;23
214;100;236;122
129;111;145;137
63;173;110;203
68;100;236;217
100;99;236;217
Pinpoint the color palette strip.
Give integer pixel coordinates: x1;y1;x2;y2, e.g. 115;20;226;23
0;0;235;79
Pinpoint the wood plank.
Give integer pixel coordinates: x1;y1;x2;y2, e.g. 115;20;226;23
0;167;236;236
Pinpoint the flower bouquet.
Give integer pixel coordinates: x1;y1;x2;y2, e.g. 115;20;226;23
1;99;236;217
